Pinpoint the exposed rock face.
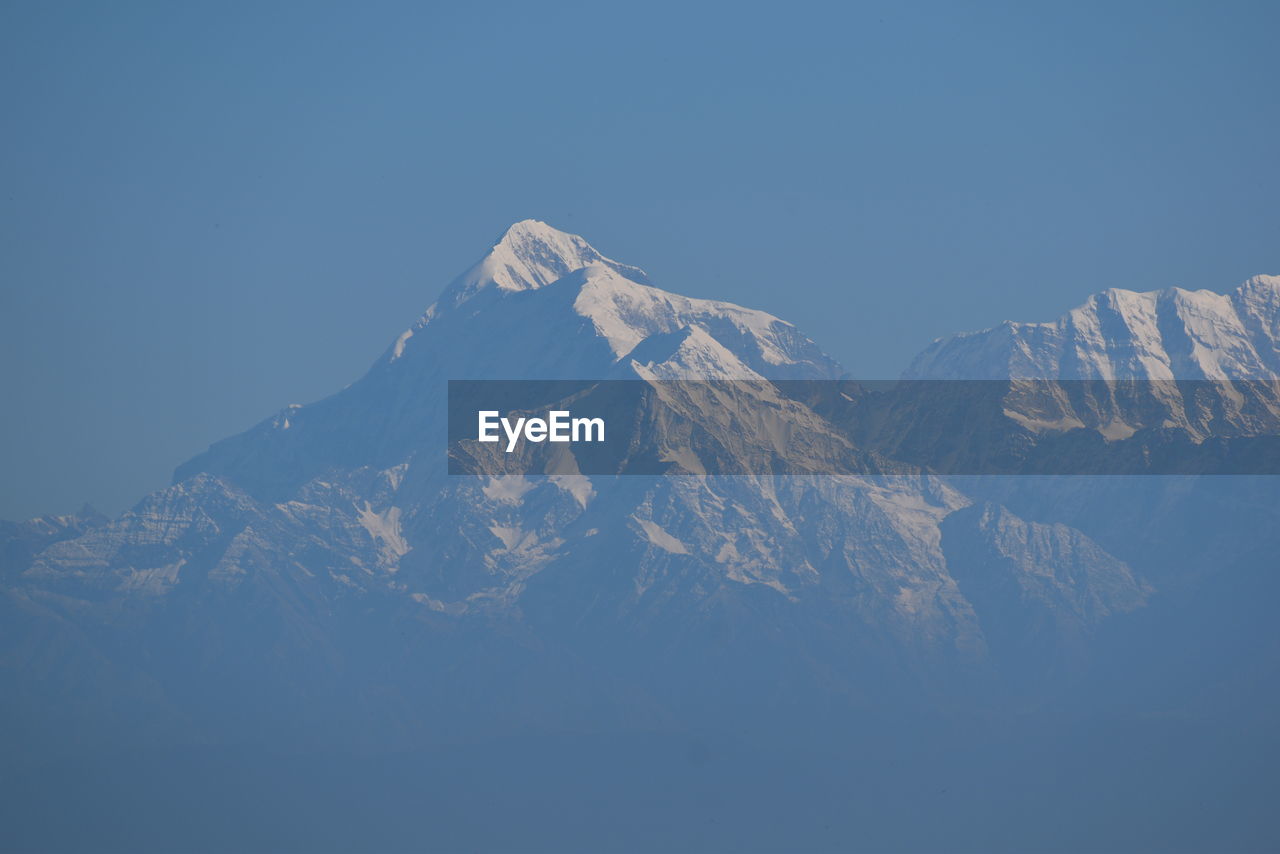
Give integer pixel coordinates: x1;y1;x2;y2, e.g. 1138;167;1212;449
942;503;1150;680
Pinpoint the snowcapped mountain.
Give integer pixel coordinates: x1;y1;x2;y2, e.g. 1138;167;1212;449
889;277;1280;453
4;220;1277;854
174;221;844;497
2;220;1231;756
892;274;1280;662
906;275;1280;381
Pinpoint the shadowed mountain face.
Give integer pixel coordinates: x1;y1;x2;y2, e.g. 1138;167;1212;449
4;222;1279;852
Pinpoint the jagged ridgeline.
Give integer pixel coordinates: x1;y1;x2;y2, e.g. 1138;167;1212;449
4;223;1280;849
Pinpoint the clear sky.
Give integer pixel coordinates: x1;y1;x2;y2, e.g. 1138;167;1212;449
2;0;1277;519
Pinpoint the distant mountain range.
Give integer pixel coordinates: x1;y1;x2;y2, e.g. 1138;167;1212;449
4;220;1279;765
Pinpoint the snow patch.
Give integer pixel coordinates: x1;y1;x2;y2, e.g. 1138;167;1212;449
355;502;410;563
550;475;595;508
636;519;689;554
482;476;536;503
390;328;414;361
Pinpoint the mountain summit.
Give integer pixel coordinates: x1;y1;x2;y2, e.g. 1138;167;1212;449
440;219;651;307
381;220;844;379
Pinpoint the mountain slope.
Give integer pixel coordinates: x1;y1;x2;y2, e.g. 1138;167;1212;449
897;274;1280;656
175;221;844;498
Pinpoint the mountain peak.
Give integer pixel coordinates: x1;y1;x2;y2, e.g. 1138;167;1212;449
495;217;570;246
905;274;1280;380
442;219;649;307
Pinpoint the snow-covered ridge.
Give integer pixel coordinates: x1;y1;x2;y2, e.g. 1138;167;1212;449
570;263;830;374
906;275;1280;381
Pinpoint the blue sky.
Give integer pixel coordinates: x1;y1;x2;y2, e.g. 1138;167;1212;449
2;0;1278;518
